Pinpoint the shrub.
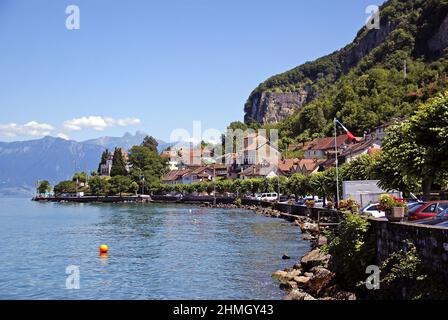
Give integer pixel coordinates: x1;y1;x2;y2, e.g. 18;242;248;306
234;198;242;207
323;212;376;291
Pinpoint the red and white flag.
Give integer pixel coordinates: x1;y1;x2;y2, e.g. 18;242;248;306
335;118;356;141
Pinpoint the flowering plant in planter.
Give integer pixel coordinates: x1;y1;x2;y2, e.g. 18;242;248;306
379;194;407;222
305;200;315;208
339;198;360;213
326;201;335;209
339;200;348;209
378;194;407;211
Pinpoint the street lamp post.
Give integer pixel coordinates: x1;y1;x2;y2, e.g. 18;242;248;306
213;164;216;206
334;118;340;207
276;145;285;202
137;167;145;196
277;176;281;201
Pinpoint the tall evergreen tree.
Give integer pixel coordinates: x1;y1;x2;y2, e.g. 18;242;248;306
110;148;128;177
142;136;159;153
98;149;110;173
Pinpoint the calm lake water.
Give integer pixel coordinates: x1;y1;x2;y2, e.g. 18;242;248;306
0;198;309;300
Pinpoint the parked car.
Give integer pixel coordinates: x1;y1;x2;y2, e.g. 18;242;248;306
407;201;423;210
314;199;324;208
411;208;448;226
296;197;324;207
434;220;448;228
407;201;448;221
256;193;278;202
361;203;385;218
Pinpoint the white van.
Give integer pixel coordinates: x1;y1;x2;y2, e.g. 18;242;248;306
256;193;278;202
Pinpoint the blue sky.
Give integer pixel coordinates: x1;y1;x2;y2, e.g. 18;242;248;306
0;0;384;142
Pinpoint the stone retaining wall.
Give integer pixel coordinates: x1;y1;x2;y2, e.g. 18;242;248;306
371;219;448;280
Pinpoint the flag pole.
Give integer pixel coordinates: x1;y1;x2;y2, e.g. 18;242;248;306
334;118;340;207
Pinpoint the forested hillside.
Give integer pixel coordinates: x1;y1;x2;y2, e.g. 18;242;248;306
244;0;448;144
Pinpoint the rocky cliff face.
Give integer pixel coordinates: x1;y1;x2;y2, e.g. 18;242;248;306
244;0;448;126
244;90;310;124
342;22;394;72
428;14;448;56
245;23;396;125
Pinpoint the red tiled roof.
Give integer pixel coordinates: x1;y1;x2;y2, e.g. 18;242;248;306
298;159;323;174
339;138;380;158
278;158;299;173
162;169;190;182
307;135;348;151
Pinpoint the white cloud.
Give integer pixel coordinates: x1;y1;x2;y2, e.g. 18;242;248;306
114;118;142;127
63;116;141;131
0;121;54;138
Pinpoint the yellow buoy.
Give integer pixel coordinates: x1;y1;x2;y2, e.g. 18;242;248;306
99;244;109;254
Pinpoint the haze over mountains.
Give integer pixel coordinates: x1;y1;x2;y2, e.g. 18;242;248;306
0;132;169;197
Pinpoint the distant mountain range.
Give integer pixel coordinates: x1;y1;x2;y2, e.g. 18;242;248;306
83;131;171;152
0;132;171;197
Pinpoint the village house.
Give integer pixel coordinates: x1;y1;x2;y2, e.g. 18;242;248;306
297;158;324;175
240;163;282;180
227;132;280;179
304;134;350;159
161;166;216;185
181;166;214;184
161;168;190;185
275;158;325;176
212;164;228;180
277;158;299;176
160;147;182;171
339;138;381;163
366;122;397;146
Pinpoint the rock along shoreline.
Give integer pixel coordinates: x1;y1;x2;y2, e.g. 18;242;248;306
202;202;356;301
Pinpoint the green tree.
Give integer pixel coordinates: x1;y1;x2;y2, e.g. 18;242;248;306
37;180;51;195
240;180;253;196
54;181;77;195
72;172;87;184
287;173;311;198
98;149;110;174
110;148;128;177
128;145;168;189
340;154;377;181
142;136;159;153
375;150;421;193
227;121;248;132
378;92;448;196
89;177;110;196
309;171;333;204
409;91;448;195
131;181;140;195
109;175;132;196
259;178;274;193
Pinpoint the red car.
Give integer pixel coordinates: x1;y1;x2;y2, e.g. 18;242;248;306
407;201;448;221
